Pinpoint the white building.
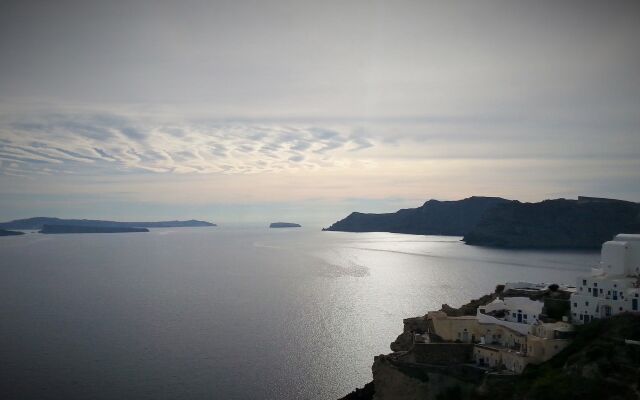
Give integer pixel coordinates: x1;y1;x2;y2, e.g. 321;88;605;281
571;234;640;324
477;296;544;335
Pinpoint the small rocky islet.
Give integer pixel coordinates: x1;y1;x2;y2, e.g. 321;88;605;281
269;222;302;228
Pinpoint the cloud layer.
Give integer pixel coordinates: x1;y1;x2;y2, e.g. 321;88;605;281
0;111;376;177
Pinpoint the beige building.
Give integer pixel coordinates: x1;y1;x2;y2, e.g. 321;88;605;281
425;297;574;374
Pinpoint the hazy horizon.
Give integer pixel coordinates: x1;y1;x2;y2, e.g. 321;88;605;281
1;0;639;224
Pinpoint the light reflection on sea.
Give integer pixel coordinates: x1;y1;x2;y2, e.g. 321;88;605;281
0;227;598;399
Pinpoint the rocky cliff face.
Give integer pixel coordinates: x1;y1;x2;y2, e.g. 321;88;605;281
324;197;510;236
372;355;478;400
463;198;640;249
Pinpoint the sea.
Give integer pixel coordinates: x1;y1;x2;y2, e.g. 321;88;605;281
0;227;599;400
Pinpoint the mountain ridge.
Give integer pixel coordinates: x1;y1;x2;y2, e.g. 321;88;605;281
323;196;510;236
324;195;640;249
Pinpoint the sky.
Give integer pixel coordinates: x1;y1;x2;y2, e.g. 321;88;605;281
0;0;639;225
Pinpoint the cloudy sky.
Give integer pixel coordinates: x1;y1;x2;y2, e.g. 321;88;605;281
1;0;639;225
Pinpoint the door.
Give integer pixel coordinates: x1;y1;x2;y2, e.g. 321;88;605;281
633;298;638;311
517;313;522;323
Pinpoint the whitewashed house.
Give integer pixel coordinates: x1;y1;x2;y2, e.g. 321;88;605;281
477;296;544;335
571;234;640;324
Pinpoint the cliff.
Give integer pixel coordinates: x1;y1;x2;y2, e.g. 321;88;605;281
0;229;24;236
324;197;510;236
0;217;215;230
39;225;149;234
463;198;640;249
270;222;302;228
340;303;640;400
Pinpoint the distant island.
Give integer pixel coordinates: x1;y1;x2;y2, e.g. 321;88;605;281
323;196;509;235
324;196;640;249
0;217;216;230
39;225;149;234
270;222;301;228
0;229;25;236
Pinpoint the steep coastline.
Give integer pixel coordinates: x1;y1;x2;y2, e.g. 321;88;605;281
325;196;640;249
463;197;640;249
324;197;509;236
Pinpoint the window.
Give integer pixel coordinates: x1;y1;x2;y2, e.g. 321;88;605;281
583;279;587;285
573;303;577;307
600;289;603;293
588;288;592;292
585;301;589;306
620;307;623;311
580;314;583;320
594;282;598;287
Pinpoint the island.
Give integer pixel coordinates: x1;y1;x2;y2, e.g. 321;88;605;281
0;217;216;230
463;196;640;249
269;222;301;228
323;196;509;235
324;196;640;249
0;229;24;236
39;225;149;234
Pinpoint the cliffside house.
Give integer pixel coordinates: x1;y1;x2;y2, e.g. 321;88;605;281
421;284;574;374
399;235;640;375
570;234;640;324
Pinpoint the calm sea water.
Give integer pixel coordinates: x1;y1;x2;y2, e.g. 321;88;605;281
0;227;598;400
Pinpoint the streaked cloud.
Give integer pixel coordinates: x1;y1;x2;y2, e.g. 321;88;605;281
0;110;380;176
